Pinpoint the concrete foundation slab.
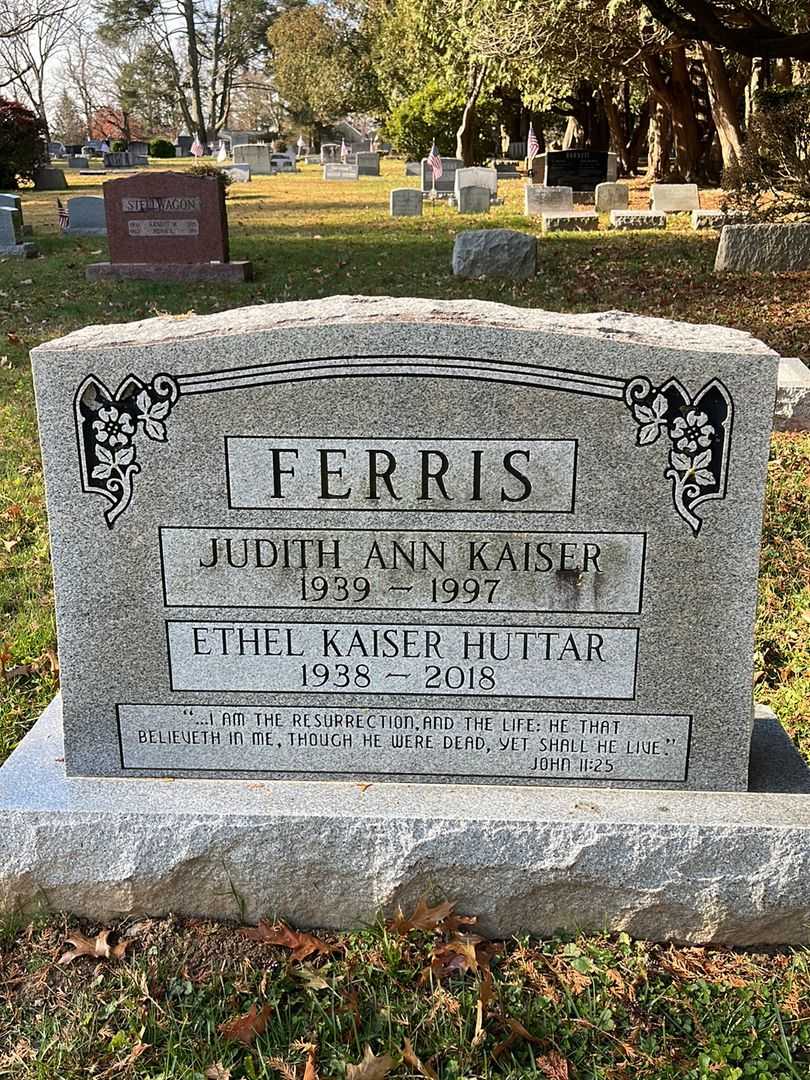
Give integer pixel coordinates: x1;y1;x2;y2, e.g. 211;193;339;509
85;261;253;283
1;696;808;944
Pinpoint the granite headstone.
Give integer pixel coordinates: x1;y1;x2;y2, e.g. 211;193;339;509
30;296;776;791
86;172;251;282
545;150;616;191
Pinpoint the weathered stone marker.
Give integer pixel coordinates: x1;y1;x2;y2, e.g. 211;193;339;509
85;172;252;282
4;297;808;942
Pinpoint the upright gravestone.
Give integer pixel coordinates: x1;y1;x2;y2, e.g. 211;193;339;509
233;144;271;175
104;151;132;169
33;166;68;191
0;206;36;255
0;192;31;235
525;185;574;216
356;151;381;176
390;189;422;217
85;172;252;282
454;167;498;202
3;296;808;943
421;156;463;195
545;150;617;192
320;143;340;163
457;186;490;214
63;196;107;235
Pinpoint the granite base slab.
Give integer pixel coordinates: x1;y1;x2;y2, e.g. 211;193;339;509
85;261;253;283
1;697;808;944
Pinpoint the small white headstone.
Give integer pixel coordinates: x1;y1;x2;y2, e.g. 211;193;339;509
650;184;700;213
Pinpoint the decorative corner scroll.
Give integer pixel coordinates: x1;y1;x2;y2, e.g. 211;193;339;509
624;376;733;536
75;372;180;528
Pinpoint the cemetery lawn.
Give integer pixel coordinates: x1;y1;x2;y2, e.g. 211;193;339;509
0;161;808;1077
0;908;809;1079
1;159;807;765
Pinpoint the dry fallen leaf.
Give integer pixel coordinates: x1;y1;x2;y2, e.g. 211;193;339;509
217;1002;273;1045
537;1050;570;1080
303;1044;318;1080
388;897;455;934
242;919;336;961
492;1017;542;1059
204;1064;231;1080
296;966;330;990
473;969;495;1045
346;1045;395;1080
403;1037;438;1080
59;928;130;964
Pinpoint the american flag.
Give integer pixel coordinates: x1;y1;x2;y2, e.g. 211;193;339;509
191;137;205;157
527;123;540;163
340;138;348;162
427;141;443;181
57;198;69;232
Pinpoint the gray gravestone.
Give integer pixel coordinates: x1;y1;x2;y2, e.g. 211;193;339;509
64;196;107;235
320;143;340;163
650;184;700;213
541;211;599;232
421;156;463;194
29;295;777;794
453;230;536;279
454;167;498;201
715;223;810;272
405;161;421;176
324;163;359;180
233;144;271;174
356;152;381;176
595;183;628;212
692;210;747;230
457;186;490;214
34;166;68;190
525;184;573;215
104;151;132;169
390;189;422;217
0;206;21;244
0;207;36;255
609;210;666;230
68;156;89;169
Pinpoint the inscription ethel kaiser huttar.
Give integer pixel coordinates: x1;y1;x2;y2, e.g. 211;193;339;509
31;297;778;790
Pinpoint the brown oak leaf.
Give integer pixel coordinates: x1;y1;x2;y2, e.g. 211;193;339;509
403;1037;438;1079
492;1017;542;1059
59;928;130;964
346;1045;395;1079
204;1064;231;1080
388;898;454;934
242;919;336;961
537;1050;570;1080
217;1002;273;1045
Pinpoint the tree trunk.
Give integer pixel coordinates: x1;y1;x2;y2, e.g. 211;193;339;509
669;46;703;180
455;63;488;165
182;0;208;143
644;99;672;181
700;43;744;170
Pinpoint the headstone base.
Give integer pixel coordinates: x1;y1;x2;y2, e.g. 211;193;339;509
2;696;808;944
85;261;253;283
774;356;810;432
0;242;37;257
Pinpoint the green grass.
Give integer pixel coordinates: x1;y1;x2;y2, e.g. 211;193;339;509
0;913;808;1079
0;159;808;1079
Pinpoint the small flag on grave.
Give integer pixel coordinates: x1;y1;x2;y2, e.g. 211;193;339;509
191;137;205;157
57;198;69;232
340;138;348;162
427;141;443;182
527;123;540;163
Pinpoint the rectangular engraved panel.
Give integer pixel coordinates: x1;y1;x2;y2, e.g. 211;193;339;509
127;219;200;237
122;196;202;212
160;527;645;614
225;437;577;513
118;704;689;781
166;619;638;698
